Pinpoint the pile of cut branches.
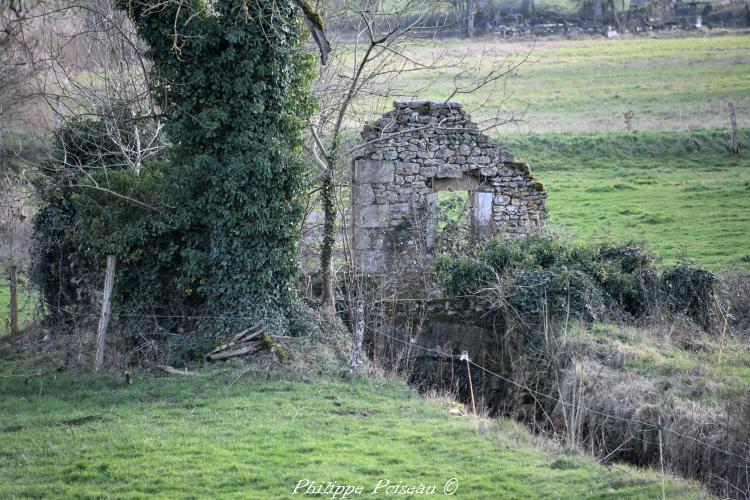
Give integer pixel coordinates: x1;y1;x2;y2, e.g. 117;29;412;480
204;323;285;363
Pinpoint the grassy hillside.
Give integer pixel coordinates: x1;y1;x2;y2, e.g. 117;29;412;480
390;34;750;134
503;129;750;269
0;360;707;498
569;321;750;405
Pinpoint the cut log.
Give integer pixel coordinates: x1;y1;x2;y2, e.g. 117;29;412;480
230;323;265;343
208;325;266;356
205;340;264;361
156;365;199;376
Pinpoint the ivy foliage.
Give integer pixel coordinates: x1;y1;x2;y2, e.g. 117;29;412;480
31;114;164;320
435;236;715;326
121;0;316;332
32;0;317;340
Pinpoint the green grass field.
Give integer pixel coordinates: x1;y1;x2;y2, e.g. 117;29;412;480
0;361;707;498
503;129;750;269
378;34;750;269
398;34;750;134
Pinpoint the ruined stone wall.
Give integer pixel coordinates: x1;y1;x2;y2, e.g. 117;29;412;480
353;100;547;273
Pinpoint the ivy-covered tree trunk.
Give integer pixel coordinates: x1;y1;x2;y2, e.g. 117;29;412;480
121;0;315;334
320;166;337;316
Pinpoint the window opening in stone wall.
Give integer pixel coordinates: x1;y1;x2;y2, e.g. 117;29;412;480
474;191;493;224
436;189;470;253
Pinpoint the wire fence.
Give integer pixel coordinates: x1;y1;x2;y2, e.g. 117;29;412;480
371;325;749;464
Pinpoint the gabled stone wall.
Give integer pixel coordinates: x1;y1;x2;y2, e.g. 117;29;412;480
352;100;547;273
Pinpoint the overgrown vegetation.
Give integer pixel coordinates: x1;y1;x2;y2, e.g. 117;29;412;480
435;235;715;325
30;0;318;343
427;236;749;495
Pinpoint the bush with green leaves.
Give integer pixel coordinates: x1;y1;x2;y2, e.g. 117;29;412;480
435;236;715;326
31;114;164;320
120;0;316;334
32;0;318;344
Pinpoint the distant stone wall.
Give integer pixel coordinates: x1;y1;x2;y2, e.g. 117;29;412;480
352;100;547;273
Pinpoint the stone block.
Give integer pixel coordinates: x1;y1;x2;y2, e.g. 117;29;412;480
357;250;385;274
358;184;376;205
360;205;390;228
355;159;395;184
435;165;463;179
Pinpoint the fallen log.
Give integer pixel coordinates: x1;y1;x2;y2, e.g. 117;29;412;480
206;324;266;358
230;323;266;343
156;365;199;376
204;340;264;361
203;320;292;363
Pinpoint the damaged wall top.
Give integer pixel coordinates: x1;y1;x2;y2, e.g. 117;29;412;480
352;100;547;273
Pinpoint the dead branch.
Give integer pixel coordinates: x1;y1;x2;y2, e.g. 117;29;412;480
155;365;199;376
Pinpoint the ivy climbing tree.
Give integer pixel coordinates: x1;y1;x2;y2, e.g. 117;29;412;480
119;0;317;332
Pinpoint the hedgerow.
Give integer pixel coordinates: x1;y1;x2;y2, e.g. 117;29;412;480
435;236;715;326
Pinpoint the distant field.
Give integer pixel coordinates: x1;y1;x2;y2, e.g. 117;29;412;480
389;34;750;134
504;129;750;269
384;34;750;269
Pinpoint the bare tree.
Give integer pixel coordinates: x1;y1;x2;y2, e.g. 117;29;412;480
0;0;40;125
307;0;526;323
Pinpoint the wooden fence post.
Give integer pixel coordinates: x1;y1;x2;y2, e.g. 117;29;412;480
9;265;18;335
729;102;739;154
349;302;365;378
94;255;116;372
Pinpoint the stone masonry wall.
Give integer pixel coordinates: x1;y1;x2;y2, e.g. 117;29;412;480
353;100;547;273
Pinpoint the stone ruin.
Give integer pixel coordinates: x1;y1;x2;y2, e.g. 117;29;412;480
352;100;547;273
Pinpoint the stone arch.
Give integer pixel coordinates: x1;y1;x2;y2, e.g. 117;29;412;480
352;100;547;274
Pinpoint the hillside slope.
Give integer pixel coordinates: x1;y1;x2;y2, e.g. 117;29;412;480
0;361;707;498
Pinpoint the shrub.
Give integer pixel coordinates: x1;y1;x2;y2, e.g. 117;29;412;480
435;236;716;326
31;0;318;345
662;264;717;328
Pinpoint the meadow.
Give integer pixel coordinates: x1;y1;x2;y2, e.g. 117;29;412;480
398;34;750;269
402;34;750;133
0;358;707;498
506;129;750;268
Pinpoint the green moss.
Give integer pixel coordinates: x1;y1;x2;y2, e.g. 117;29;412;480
262;334;287;363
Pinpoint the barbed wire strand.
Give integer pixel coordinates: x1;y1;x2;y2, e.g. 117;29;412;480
13;302;748;462
372;327;748;463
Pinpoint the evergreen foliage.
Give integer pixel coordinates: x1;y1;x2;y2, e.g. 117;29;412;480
31;0;316;340
435;236;715;326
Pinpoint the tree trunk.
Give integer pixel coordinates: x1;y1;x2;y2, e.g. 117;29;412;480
94;255;116;372
457;0;467;36
522;0;535;18
320;166;337;317
729;102;739;154
608;0;623;32
8;265;18;335
466;0;475;38
593;0;603;21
